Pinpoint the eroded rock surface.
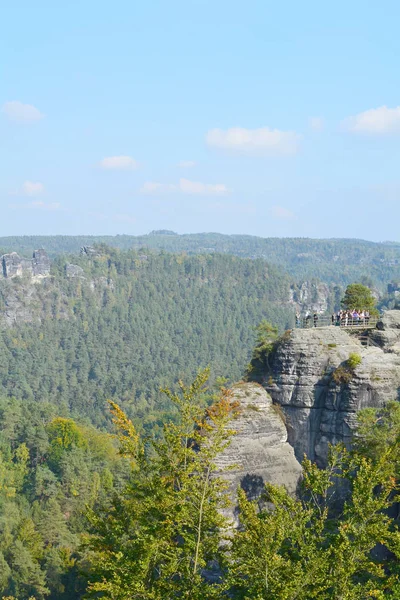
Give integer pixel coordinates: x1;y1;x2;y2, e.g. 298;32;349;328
216;382;302;524
66;263;85;278
263;314;400;467
1;250;50;279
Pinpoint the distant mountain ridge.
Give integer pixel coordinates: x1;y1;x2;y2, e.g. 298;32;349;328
1;233;400;285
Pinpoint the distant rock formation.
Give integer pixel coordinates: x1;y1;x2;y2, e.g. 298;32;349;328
80;246;100;258
261;312;400;467
216;382;302;524
32;249;51;277
0;250;50;279
66;263;85;278
289;280;332;314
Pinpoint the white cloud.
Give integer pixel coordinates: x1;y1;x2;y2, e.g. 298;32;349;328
22;181;45;196
2;101;44;123
177;160;196;168
270;205;295;219
100;156;139;170
343;105;400;134
9;200;61;211
206;127;300;156
140;178;228;196
309;117;324;131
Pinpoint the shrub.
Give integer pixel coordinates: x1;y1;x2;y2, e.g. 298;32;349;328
347;353;362;370
332;353;362;384
271;402;286;424
332;366;353;384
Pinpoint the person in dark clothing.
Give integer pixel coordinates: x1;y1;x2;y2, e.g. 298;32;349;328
313;312;318;327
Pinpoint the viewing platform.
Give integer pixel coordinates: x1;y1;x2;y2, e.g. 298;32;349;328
295;316;380;330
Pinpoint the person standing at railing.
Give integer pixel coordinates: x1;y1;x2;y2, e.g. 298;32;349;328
331;313;335;325
296;312;301;327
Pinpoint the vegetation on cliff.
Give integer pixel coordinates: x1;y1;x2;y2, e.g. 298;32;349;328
0;371;399;599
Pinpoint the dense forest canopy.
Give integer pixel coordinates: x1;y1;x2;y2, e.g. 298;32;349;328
2;233;400;285
1;377;399;599
0;249;293;429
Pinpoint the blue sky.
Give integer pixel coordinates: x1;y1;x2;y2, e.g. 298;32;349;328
2;0;400;240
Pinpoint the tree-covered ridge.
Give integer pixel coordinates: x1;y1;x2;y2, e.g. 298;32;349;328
0;250;293;428
0;397;129;599
2;233;400;285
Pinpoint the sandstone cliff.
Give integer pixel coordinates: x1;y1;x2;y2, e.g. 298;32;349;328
260;311;400;467
215;382;302;524
1;249;50;279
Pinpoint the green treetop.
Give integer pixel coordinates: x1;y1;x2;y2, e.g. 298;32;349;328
341;283;377;312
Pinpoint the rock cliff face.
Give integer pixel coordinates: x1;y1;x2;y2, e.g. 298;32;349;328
262;312;400;467
288;281;333;314
1;250;50;279
215;382;302;524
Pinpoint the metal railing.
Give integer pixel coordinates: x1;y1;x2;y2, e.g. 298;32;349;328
295;316;380;329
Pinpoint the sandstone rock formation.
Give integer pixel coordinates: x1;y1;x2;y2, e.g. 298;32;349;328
32;249;51;277
80;246;99;258
66;263;85;278
0;250;50;279
215;382;302;524
289;281;332;314
262;313;400;467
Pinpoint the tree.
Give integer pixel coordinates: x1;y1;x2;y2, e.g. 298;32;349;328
341;283;377;313
246;320;279;378
229;444;400;599
85;370;239;600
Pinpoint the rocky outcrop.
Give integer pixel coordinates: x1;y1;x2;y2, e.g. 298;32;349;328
80;246;99;258
288;281;333;314
0;250;50;279
263;314;400;467
66;264;85;278
32;249;50;277
216;382;302;524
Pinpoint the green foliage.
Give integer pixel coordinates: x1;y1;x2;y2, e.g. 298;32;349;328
46;418;87;468
229;444;400;599
341;283;377;312
85;370;240;599
2;234;400;286
347;352;362;369
354;400;400;479
332;352;362;384
0;397;129;599
246;320;279;379
0;250;292;429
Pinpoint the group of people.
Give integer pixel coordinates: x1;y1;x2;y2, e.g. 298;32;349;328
331;309;371;327
295;310;371;328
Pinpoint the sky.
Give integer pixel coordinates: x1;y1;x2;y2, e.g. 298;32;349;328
2;0;400;241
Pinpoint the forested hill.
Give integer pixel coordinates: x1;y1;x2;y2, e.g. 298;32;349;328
0;249;292;429
2;233;400;286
